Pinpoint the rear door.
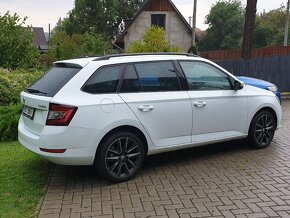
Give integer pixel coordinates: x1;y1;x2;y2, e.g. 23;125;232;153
20;64;82;135
119;61;192;147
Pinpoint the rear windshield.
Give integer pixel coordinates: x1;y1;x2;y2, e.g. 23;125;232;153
26;66;81;97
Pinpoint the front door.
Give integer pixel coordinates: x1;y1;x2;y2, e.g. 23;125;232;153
178;61;248;143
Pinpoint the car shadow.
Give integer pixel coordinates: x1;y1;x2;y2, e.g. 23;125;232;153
143;139;249;169
52;139;253;185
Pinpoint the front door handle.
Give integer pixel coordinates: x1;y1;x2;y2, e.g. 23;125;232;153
193;101;207;108
138;105;154;112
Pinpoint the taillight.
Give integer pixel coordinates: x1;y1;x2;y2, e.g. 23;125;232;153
46;103;77;126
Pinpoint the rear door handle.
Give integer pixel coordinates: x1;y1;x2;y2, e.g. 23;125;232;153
193;101;207;108
138;105;154;112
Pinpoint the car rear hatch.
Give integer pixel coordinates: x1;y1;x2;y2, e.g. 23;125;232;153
20;62;84;135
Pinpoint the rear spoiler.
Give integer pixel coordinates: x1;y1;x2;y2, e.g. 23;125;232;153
53;62;83;69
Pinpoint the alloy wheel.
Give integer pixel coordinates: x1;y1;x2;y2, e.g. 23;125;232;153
254;114;275;146
105;137;141;178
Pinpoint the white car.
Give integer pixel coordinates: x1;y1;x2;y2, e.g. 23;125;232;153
18;53;282;182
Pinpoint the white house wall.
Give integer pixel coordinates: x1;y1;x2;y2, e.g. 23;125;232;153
124;11;192;52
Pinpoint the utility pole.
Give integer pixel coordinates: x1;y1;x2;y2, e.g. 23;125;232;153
192;0;197;46
284;0;290;46
48;23;51;45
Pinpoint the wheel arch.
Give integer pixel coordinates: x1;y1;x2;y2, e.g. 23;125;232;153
249;106;278;134
94;125;149;163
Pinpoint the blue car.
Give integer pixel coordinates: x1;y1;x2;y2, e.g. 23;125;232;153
237;76;281;101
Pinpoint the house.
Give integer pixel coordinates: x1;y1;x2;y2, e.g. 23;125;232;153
115;0;199;52
196;28;206;40
31;27;48;53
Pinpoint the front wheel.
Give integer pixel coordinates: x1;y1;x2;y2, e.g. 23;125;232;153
96;132;145;183
248;110;276;149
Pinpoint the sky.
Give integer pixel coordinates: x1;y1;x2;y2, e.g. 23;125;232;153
0;0;287;32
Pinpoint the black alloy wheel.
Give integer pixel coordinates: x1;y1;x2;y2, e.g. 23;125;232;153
97;132;145;182
249;111;276;149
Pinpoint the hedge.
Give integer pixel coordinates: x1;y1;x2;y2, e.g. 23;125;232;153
0;68;43;141
0;68;43;106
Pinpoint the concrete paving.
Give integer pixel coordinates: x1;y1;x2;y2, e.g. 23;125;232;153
38;101;290;218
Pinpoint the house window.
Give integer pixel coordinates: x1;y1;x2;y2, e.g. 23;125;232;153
151;14;166;28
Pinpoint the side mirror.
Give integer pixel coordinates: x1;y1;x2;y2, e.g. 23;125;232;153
234;80;244;91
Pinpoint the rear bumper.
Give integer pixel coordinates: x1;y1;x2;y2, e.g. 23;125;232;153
18;117;102;165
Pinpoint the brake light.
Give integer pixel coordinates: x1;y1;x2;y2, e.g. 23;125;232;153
46;104;77;126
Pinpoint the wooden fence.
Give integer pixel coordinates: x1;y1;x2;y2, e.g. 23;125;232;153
215;53;290;92
200;46;290;61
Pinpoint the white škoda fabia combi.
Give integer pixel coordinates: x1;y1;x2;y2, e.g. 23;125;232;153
18;53;282;182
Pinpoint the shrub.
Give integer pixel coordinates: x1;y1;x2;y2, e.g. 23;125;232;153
126;27;181;53
0;68;43;106
0;68;43;141
188;45;198;55
0;104;22;141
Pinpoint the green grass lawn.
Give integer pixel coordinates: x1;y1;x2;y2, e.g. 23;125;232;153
0;141;53;218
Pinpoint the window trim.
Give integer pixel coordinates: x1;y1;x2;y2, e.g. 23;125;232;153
118;60;183;93
118;64;143;93
177;60;235;91
173;60;190;90
81;64;125;95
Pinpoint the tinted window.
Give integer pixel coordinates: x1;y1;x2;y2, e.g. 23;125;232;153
82;65;123;94
179;61;232;91
151;14;166;28
134;61;180;92
26;66;81;97
120;65;141;93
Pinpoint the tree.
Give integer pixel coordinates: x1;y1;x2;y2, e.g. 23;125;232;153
198;0;244;51
241;0;258;58
61;0;144;37
253;5;288;47
46;31;110;61
0;12;39;69
126;27;180;53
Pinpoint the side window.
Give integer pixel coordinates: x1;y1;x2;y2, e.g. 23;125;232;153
82;65;123;94
120;65;142;93
134;61;180;92
179;61;232;91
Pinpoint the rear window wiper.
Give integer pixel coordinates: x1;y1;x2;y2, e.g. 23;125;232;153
26;88;47;95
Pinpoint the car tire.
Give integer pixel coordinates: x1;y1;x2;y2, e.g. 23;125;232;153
96;131;145;183
248;110;276;149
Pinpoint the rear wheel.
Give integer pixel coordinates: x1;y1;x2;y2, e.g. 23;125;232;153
248;110;276;149
96;131;145;183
